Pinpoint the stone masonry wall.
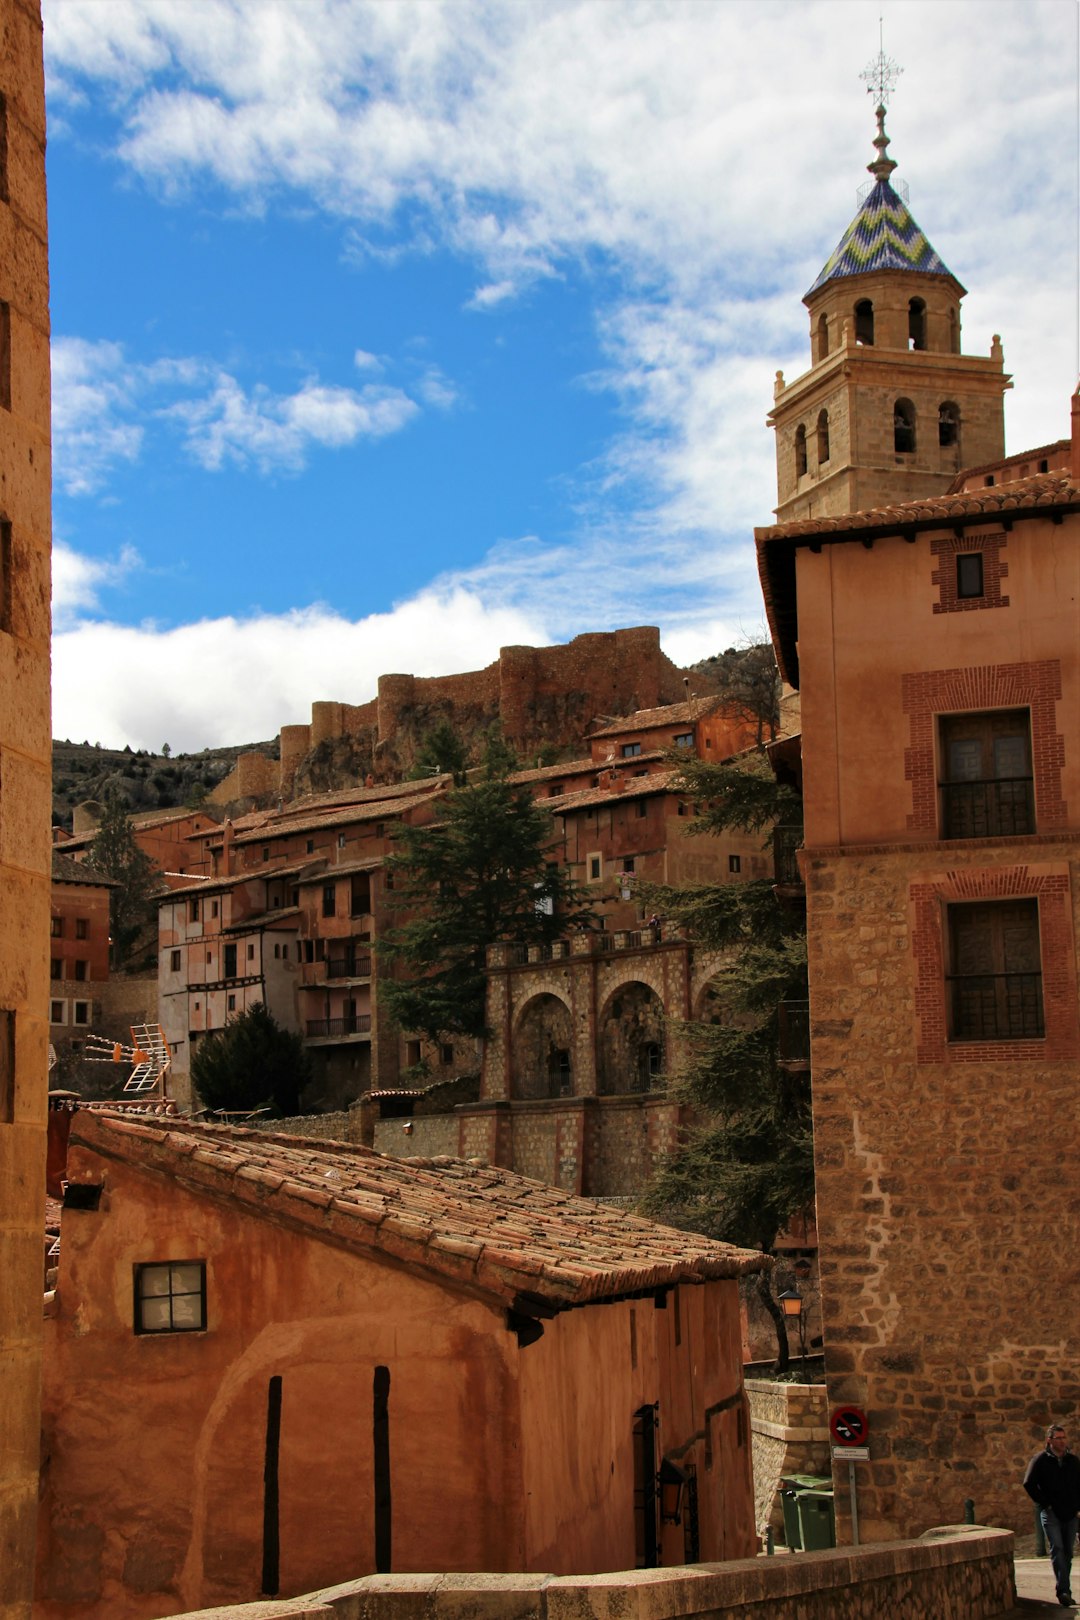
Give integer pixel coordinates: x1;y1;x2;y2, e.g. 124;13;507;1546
160;1528;1015;1620
746;1379;831;1539
806;839;1080;1542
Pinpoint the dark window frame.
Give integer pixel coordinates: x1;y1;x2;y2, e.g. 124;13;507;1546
133;1260;207;1336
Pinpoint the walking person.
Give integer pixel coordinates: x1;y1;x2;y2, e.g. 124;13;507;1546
1024;1424;1080;1607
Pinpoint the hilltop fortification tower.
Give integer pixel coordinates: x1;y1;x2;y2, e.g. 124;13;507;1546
768;103;1010;524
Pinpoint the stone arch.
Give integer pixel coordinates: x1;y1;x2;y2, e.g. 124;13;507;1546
816;408;830;465
894;397;916;454
794;423;807;478
938;400;960;448
814;311;829;362
693;979;725;1025
598;980;666;1096
511;992;573;1100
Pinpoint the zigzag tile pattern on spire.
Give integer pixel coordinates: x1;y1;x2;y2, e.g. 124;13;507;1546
807;178;953;295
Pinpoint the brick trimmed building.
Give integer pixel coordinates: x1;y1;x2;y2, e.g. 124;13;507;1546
756;102;1080;1539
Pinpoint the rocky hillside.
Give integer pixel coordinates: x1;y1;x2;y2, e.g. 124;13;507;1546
51;738;277;832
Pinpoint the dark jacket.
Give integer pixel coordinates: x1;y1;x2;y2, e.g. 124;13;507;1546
1024;1447;1080;1521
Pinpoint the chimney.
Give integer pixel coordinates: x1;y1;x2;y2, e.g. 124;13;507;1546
1071;383;1080;481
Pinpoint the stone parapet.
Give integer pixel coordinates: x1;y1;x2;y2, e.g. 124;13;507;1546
164;1527;1015;1620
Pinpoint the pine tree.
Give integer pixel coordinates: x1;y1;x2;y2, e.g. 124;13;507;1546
379;738;594;1043
408;719;470;786
191;1002;310;1116
89;791;158;970
638;748;810;1369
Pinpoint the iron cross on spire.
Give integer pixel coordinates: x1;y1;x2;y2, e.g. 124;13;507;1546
860;18;902;183
860;17;902;110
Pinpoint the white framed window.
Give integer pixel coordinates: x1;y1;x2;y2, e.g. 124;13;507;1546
50;999;66;1025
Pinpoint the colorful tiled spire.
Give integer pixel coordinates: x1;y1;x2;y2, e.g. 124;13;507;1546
806;105;954;295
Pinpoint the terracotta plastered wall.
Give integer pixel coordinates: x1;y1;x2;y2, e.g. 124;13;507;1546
806;842;1080;1540
0;3;50;1615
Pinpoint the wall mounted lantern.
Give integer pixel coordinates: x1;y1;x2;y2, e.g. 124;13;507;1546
658;1457;689;1525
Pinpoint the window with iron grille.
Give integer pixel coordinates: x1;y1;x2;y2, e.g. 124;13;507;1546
947;899;1043;1041
939;710;1033;838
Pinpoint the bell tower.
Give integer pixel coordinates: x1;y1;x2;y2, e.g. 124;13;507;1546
768;88;1010;525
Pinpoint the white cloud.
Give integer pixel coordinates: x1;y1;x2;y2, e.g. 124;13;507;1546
51;336;423;487
42;0;1078;546
167;374;420;472
51;540;143;629
51;586;550;751
51;337;144;495
353;348;383;372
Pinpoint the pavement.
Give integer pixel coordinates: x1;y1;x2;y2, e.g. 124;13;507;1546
1008;1556;1078;1613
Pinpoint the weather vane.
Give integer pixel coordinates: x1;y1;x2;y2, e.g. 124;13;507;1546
860;16;902;108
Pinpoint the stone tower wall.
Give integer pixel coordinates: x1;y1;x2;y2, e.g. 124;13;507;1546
0;2;51;1613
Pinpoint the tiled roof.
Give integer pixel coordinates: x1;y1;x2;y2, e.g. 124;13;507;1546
51;851;117;887
70;1113;767;1307
225;789;441;848
945;439;1070;493
806;178;954;296
757;470;1080;689
508;756;597;785
547;769;678;814
588;698;718;739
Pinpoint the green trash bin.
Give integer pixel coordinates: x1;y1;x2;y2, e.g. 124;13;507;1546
782;1474;832;1493
796;1488;836;1551
780;1487;802;1550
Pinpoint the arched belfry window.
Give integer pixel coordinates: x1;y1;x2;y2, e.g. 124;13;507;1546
817;409;830;464
794;423;807;478
816;313;829;362
938;401;960;448
855;299;874;345
908;298;927;351
894;398;916;454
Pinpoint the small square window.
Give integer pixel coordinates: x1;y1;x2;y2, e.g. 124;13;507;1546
75;918;88;940
170;949;181;971
728;854;741;873
51;916;62;937
956;553;984;599
134;1261;206;1335
622;858;636;874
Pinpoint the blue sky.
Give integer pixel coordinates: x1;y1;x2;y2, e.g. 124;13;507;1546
43;0;1079;751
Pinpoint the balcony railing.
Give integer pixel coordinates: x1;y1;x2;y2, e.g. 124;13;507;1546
947;973;1044;1041
941;778;1034;839
778;999;811;1065
773;825;803;888
305;1013;372;1039
325;953;372;980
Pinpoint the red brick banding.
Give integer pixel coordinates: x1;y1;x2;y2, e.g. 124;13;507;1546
930;531;1009;614
902;659;1066;834
911;864;1079;1063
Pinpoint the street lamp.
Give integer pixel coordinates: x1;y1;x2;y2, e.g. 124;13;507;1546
658;1457;689;1525
778;1286;808;1373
